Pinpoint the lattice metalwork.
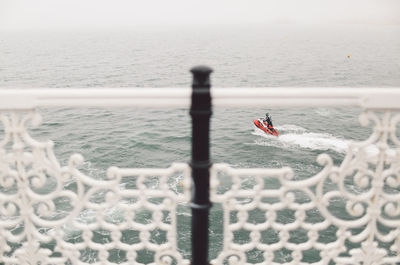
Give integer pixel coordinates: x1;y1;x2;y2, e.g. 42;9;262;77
210;111;400;265
0;111;191;265
1;88;400;265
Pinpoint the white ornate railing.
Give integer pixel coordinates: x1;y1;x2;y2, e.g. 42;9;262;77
0;87;400;265
0;109;191;265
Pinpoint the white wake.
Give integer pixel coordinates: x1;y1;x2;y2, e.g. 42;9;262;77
252;124;397;158
252;124;348;153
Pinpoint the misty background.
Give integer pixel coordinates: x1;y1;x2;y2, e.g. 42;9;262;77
1;0;399;31
1;0;399;88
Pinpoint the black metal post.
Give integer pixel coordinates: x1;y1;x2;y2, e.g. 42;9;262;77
190;65;213;265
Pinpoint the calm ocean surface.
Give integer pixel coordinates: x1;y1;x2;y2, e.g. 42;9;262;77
1;24;400;263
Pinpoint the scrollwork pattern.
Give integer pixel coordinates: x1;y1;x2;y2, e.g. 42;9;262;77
0;111;191;265
211;110;400;265
2;109;400;265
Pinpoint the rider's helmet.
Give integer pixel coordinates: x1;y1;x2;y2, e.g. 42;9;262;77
266;113;270;118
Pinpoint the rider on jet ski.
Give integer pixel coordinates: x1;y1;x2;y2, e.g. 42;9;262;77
263;113;273;129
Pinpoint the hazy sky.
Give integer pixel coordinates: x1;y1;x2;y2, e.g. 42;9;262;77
1;0;399;31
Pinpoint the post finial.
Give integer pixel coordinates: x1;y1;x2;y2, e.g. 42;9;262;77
190;65;213;88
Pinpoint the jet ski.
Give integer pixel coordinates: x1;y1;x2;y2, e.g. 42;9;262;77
254;118;279;136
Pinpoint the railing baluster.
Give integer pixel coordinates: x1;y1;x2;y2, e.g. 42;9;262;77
190;65;213;265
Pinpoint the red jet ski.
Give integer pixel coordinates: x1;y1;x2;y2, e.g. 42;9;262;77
254;118;279;136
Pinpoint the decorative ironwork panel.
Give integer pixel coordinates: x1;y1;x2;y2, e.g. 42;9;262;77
210;111;400;265
0;111;191;265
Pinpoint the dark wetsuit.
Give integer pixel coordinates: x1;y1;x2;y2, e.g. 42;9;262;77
264;117;273;128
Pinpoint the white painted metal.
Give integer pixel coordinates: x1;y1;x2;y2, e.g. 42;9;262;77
0;88;399;109
0;88;400;264
0;110;191;265
210;110;400;265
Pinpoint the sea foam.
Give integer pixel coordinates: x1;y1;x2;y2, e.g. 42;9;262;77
252;124;348;154
253;124;397;158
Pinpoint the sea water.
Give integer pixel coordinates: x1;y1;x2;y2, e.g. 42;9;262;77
1;24;400;263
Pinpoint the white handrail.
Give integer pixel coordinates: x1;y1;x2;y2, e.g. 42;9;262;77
0;87;399;109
